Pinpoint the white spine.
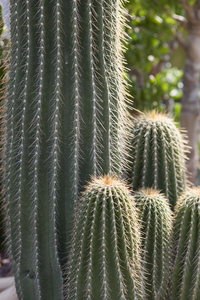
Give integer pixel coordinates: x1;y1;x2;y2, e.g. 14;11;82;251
102;0;111;172
86;193;99;299
30;0;45;297
192;199;200;299
109;188;126;299
101;189;109;299
180;207;195;299
50;0;63;291
141;124;151;186
152;203;158;298
72;0;80;203
153;123;158;189
132;122;145;183
113;187;139;296
110;0;127;174
67;192;91;298
73;192;96;299
160;124;170;199
88;0;99;175
163;123;178;201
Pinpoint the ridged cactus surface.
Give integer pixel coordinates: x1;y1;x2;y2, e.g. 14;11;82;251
134;189;173;300
4;1;129;299
66;175;144;300
128;111;187;209
172;188;200;300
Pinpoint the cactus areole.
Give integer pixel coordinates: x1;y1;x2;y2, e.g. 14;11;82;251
4;0;129;299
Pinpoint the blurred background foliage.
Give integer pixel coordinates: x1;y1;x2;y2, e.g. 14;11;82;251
125;0;186;120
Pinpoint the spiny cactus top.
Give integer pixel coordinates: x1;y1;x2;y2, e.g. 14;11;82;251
172;188;200;300
66;175;144;300
128;111;187;209
134;188;173;300
4;0;130;299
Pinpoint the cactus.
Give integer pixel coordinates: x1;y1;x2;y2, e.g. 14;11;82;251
66;175;144;299
0;3;9;252
134;189;173;300
172;188;200;300
4;0;130;298
128;111;187;209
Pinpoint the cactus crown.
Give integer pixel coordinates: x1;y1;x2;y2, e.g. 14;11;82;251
66;175;144;299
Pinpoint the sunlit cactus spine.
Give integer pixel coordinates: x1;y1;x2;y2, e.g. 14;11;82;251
134;189;173;300
128;111;187;209
172;188;200;300
4;0;130;298
66;175;145;300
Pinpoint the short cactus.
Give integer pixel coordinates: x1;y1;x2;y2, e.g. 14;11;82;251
128;111;187;209
134;189;173;300
172;188;200;300
66;175;144;300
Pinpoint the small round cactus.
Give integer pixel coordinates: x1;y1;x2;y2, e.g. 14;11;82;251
66;175;144;299
128;111;187;209
134;188;173;300
172;188;200;300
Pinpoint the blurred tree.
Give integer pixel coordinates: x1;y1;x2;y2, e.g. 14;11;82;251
176;0;200;183
125;0;200;183
125;0;184;112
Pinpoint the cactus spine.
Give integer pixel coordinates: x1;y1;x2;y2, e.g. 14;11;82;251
134;189;173;300
4;0;129;298
128;111;187;209
66;175;144;299
172;188;200;300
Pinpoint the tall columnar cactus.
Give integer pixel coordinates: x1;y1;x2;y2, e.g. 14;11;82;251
172;188;200;300
128;111;187;209
66;175;144;299
0;3;9;252
134;189;173;300
4;1;130;299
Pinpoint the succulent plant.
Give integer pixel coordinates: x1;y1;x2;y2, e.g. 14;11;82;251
66;175;144;300
128;111;187;209
134;188;173;300
172;188;200;300
4;0;130;298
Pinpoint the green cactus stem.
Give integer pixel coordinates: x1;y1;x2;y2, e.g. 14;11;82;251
134;188;173;300
4;0;130;299
172;188;200;300
128;111;187;209
66;175;144;300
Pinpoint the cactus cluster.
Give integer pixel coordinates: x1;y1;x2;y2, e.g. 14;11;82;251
128;111;187;209
4;0;200;299
66;175;144;300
